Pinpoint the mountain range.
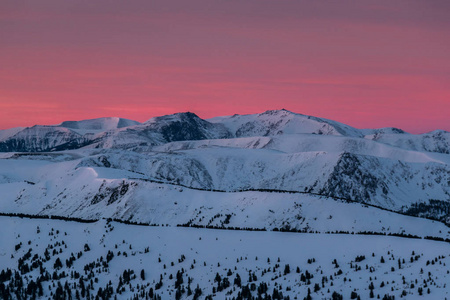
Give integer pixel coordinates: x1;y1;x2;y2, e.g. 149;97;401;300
0;109;449;229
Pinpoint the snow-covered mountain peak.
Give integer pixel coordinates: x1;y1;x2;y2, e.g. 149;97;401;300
141;111;230;142
144;111;200;124
209;109;363;138
58;117;140;134
259;108;296;116
0;127;25;142
0;125;84;152
427;129;449;135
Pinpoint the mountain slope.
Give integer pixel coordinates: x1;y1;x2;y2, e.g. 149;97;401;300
0;126;86;152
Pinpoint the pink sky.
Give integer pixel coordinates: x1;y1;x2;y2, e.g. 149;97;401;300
0;0;449;133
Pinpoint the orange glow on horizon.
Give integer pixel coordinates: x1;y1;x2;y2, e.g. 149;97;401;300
0;1;449;134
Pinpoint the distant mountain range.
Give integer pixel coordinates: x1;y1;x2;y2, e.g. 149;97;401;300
1;109;448;153
0;109;448;228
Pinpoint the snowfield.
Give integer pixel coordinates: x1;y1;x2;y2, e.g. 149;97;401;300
0;216;449;300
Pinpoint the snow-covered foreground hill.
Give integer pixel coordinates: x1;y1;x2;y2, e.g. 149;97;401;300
0;151;449;240
1;216;449;300
0;145;448;228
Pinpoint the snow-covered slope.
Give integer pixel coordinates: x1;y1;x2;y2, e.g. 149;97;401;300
2;216;449;300
365;129;450;154
0;126;86;152
0;151;449;233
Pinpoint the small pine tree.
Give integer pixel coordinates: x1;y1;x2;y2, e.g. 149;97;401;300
284;264;290;275
331;291;343;300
